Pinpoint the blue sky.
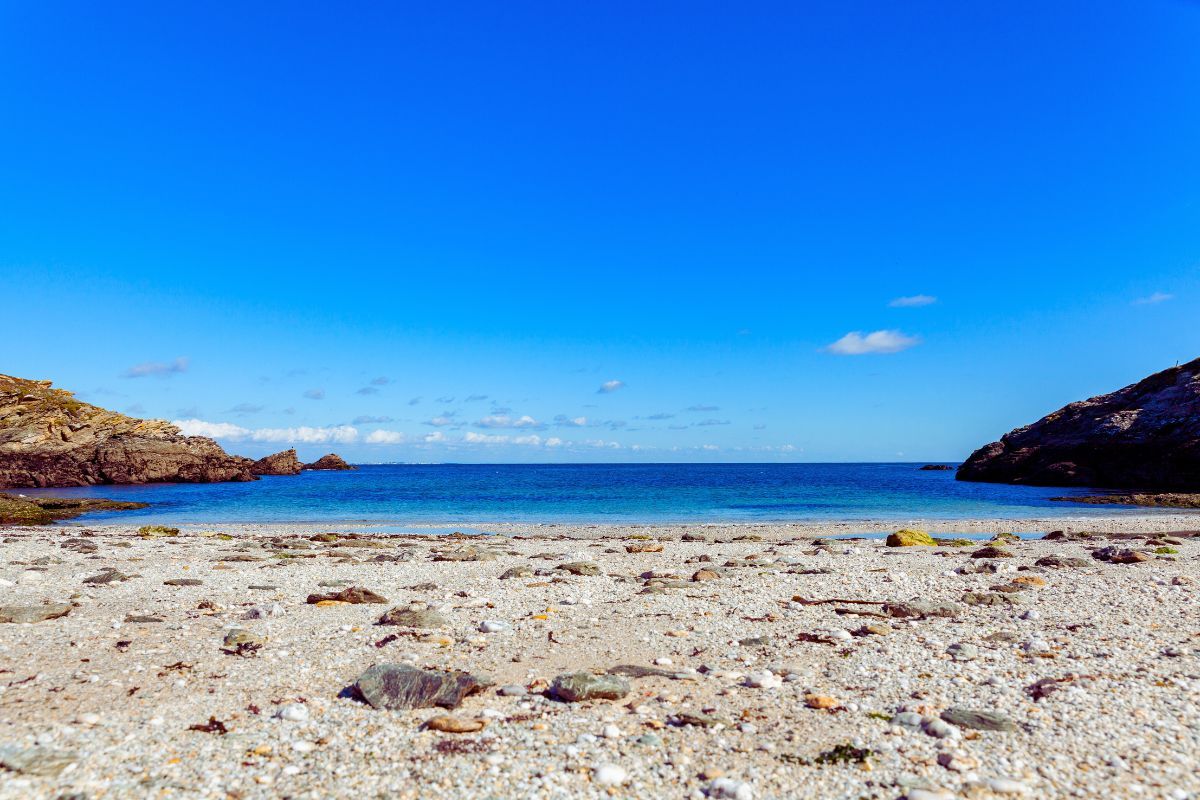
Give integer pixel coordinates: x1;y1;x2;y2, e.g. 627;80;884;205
2;1;1198;463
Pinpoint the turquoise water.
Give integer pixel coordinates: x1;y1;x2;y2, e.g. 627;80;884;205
12;463;1161;525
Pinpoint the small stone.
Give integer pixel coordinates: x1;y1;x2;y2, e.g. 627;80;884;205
986;777;1031;794
745;671;783;689
83;567;131;585
804;694;838;709
377;607;451;628
972;545;1014;559
706;777;754;799
163;578;203;586
941;707;1018;732
556;562;602;576
602;724;621;738
692;568;722;581
479;619;509;633
550;672;630;702
499;566;534;580
593;763;627;786
0;604;72;624
947;643;978;662
276;703;309;722
306;586;388;604
425;715;486;733
498;684;527;696
0;746;79;777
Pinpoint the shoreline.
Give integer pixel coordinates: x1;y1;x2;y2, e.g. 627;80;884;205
48;512;1200;540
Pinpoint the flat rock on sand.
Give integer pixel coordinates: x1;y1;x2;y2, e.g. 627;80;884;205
352;664;491;710
0;603;71;624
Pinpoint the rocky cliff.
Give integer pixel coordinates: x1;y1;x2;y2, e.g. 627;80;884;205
305;453;354;471
251;448;303;475
957;357;1200;489
0;374;258;488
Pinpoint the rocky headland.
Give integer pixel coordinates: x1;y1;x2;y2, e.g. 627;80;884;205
0;374;350;489
957;357;1200;490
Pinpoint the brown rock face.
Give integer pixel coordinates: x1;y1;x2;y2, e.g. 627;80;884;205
304;453;354;470
957;358;1200;490
250;448;303;475
0;374;258;488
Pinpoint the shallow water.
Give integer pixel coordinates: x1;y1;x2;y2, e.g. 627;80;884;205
13;462;1156;525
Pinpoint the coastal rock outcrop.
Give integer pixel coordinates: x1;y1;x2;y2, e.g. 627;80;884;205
957;358;1200;489
0;374;257;488
250;448;303;475
304;453;354;470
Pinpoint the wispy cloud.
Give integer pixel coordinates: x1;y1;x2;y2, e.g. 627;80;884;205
696;418;730;426
889;294;937;308
424;414;458;427
826;329;921;355
475;414;542;429
597;380;625;394
173;419;358;444
370;376;391;386
644;412;676;421
122;357;189;379
686;404;719;412
353;415;394;424
554;415;589;427
303;388;325;400
227;403;264;415
1133;292;1173;306
465;394;489;402
355;386;379;395
408;397;422;406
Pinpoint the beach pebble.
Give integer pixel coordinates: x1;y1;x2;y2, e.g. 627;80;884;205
276;703;308;722
593;763;626;786
706;777;754;799
479;620;510;633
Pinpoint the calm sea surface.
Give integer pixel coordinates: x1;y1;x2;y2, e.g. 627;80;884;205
13;463;1154;525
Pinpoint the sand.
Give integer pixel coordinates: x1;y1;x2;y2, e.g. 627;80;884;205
0;515;1198;799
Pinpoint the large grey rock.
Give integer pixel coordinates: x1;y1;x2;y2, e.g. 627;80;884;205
352;664;491;710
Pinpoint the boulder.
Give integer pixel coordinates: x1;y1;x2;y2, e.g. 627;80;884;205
250;448;303;475
886;529;935;547
958;358;1200;489
304;453;355;471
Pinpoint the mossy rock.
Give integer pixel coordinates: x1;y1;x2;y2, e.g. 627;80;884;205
933;537;974;547
886;529;935;547
990;532;1021;545
138;524;180;538
0;493;146;526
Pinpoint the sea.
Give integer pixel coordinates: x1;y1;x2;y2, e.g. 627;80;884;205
12;462;1153;526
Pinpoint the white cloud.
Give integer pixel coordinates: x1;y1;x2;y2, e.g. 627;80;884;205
424;431;445;443
889;294;937;308
251;425;358;444
554;415;589;427
597;380;625;394
512;434;543;446
1133;292;1173;305
122;356;189;379
173;419;249;439
171;419;358;444
425;415;457;427
545;437;564;447
476;414;542;429
365;429;406;444
464;431;509;444
826;329;921;355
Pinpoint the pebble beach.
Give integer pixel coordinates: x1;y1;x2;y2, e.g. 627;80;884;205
1;515;1198;800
